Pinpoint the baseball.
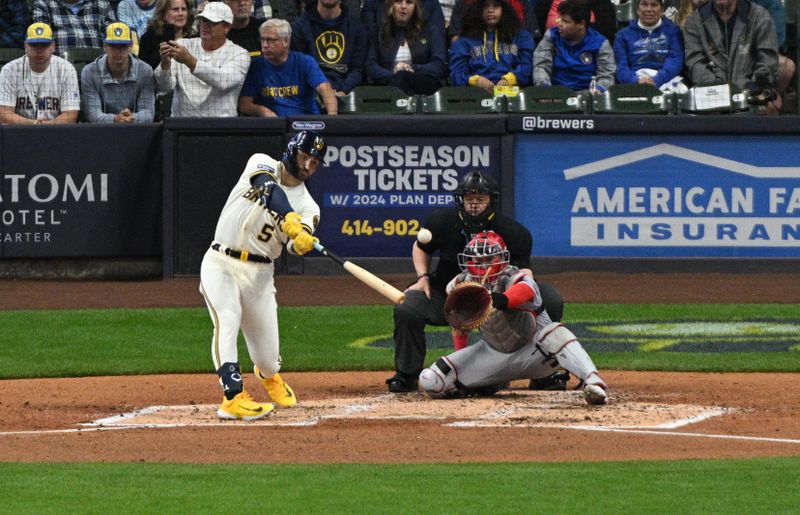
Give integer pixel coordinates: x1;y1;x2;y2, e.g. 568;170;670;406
417;228;432;244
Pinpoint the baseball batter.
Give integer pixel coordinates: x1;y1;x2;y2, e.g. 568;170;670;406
419;231;608;405
199;130;326;421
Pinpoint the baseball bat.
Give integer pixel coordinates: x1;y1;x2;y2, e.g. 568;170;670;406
313;242;406;305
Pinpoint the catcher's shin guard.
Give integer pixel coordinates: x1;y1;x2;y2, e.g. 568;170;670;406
419;357;458;398
535;323;604;387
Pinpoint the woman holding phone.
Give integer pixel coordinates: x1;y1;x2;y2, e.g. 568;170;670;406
138;0;196;68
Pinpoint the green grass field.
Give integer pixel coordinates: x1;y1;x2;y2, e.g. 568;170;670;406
1;303;798;512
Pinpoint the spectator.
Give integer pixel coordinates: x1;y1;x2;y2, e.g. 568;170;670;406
752;0;795;111
139;0;195;69
154;1;250;116
534;0;617;43
0;22;79;124
31;0;117;53
1;0;32;49
117;0;158;38
613;0;686;92
291;0;367;96
683;0;780;111
449;0;534;92
449;0;540;43
663;0;705;27
239;18;338;116
225;0;267;55
362;0;445;35
533;0;615;91
365;0;446;95
80;22;155;122
271;0;360;23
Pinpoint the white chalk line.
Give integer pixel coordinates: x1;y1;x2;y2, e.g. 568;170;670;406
2;401;798;446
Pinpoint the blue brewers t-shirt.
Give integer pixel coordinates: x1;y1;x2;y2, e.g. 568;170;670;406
240;52;329;116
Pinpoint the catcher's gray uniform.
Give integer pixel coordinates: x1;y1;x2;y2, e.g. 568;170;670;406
419;267;608;404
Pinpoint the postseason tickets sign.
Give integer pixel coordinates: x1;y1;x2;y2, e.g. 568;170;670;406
307;135;502;257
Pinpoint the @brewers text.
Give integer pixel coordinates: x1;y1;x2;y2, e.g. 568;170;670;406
341;219;421;236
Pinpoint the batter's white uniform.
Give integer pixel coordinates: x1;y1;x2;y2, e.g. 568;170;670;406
199;152;319;378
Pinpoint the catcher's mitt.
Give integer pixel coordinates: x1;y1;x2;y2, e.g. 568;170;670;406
444;281;493;331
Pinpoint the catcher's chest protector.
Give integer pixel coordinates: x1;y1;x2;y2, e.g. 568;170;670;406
479;271;537;353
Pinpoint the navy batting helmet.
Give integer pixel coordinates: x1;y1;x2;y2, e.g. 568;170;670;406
454;172;499;234
283;131;327;162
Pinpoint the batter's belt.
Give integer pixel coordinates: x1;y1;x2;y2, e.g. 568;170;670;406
211;242;272;264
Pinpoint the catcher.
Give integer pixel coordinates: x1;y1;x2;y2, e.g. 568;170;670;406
419;231;608;405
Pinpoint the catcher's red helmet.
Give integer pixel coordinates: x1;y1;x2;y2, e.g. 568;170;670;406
458;231;510;284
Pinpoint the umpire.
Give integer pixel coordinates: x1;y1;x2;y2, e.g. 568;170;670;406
386;171;566;393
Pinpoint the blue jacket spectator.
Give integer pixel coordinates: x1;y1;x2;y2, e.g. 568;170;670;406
0;0;32;48
291;0;367;95
613;0;683;89
365;0;446;95
449;0;534;91
533;0;615;91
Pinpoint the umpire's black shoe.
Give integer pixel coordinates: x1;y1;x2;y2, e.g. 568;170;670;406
529;370;570;391
386;373;418;393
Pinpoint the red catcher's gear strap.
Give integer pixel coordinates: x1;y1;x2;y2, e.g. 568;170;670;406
503;281;535;309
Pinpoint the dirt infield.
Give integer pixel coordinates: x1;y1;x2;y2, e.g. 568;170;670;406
1;272;799;464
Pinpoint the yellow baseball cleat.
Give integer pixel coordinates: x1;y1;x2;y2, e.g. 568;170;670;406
217;390;274;421
255;368;298;407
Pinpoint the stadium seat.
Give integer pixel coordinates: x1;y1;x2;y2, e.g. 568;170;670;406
592;83;675;114
676;84;754;115
338;86;416;114
61;47;103;77
506;85;589;114
0;48;25;69
420;86;502;114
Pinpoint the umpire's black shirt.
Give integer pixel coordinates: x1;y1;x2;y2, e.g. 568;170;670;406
417;208;533;292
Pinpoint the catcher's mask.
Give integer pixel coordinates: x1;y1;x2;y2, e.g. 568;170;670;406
282;130;327;179
454;171;499;235
458;231;510;284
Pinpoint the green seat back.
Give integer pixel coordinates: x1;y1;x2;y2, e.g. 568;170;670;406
593;83;674;114
338;86;414;114
421;86;500;114
506;85;589;113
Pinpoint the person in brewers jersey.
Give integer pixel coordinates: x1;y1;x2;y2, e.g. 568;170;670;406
199;130;326;421
418;231;608;405
0;22;79;124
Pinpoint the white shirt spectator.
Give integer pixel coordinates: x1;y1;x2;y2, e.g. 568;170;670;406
154;37;250;117
0;55;80;121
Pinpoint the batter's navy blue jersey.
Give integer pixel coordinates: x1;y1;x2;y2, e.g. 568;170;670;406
417;208;533;291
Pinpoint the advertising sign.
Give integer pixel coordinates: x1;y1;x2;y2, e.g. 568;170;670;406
516;135;800;257
1;126;162;257
307;136;502;257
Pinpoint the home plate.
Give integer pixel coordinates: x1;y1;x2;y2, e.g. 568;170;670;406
83;390;732;430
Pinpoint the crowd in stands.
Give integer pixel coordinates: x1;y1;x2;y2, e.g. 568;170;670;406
0;0;796;123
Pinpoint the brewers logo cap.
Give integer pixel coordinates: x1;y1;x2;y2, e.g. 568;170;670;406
104;22;133;45
25;22;54;44
197;2;234;24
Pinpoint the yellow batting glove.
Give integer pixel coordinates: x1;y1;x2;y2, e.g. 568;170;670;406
280;212;303;239
292;232;318;256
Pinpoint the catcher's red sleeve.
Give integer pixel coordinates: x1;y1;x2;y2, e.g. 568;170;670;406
504;282;535;309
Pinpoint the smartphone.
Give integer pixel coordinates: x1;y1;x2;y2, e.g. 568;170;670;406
160;24;176;45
